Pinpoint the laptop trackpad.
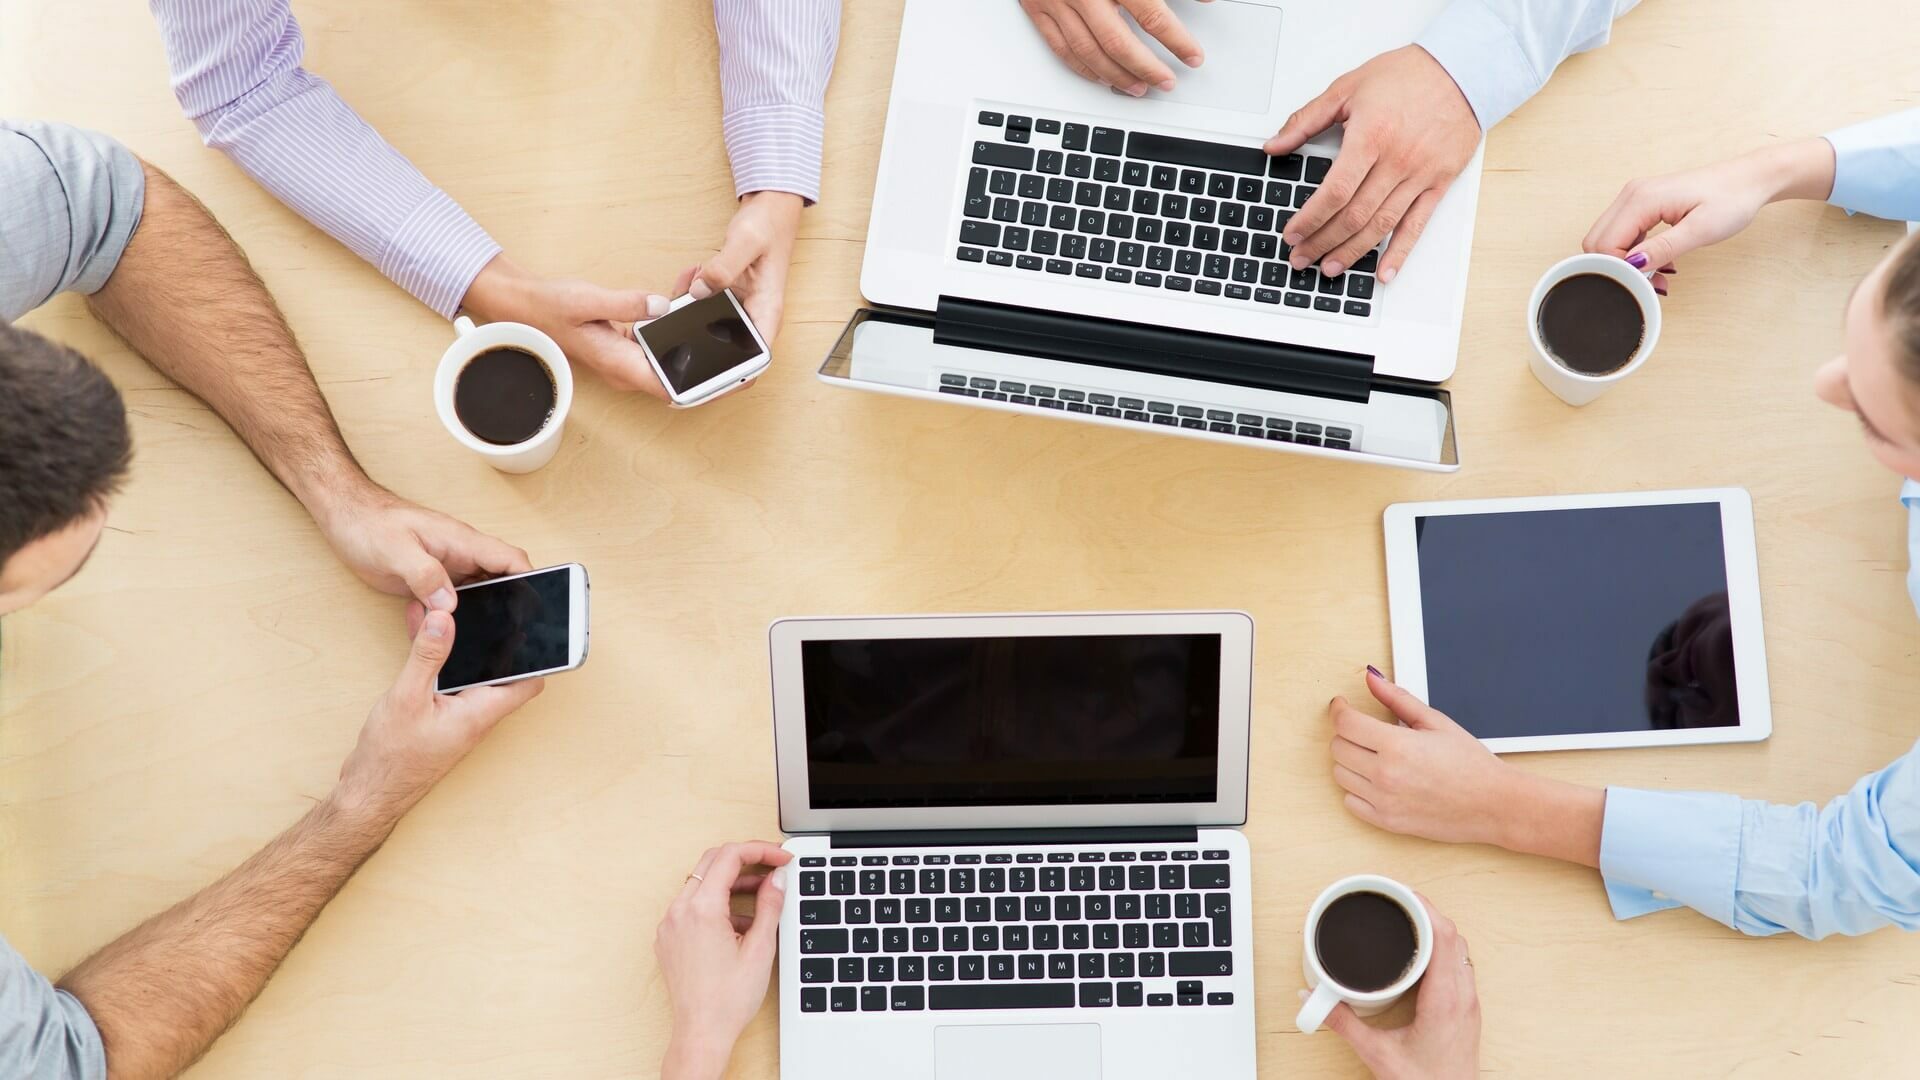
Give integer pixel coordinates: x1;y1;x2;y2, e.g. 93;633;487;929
1125;0;1282;113
935;1024;1102;1079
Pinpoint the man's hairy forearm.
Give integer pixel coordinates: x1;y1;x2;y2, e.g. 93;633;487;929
85;160;375;516
56;789;408;1080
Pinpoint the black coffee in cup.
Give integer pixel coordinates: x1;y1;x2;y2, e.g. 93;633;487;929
1315;890;1419;992
1537;272;1646;376
453;347;556;446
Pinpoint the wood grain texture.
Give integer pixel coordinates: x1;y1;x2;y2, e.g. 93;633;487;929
4;1;1919;1076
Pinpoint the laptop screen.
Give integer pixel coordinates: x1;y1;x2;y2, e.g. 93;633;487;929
799;633;1221;809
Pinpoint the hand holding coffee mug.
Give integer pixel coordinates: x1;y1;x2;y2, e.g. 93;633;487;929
436;316;574;473
1296;875;1432;1034
1527;253;1662;406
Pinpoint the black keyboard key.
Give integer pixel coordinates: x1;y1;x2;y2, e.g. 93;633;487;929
1037;118;1061;134
800;987;827;1012
1207;173;1234;198
1189;865;1229;889
989;954;1016;980
1119;242;1145;267
1006;114;1032;132
1150;164;1177;189
800;957;835;984
1152;415;1179;425
1164;276;1192;293
1208;992;1234;1007
1131;188;1159;215
1095;406;1121;417
1209;421;1235;432
1094;924;1120;949
912;926;939;952
1170;951;1234;977
995;897;1021;922
1296;434;1322;446
1139;951;1165;978
1149;993;1174;1007
1175;406;1203;419
1190;199;1217;224
831;856;858;867
1314;295;1340;312
1285;291;1311;308
1090;239;1117;263
1173;850;1199;861
1252;233;1278;259
1015;255;1043;271
1019;954;1045;980
1205;409;1233;422
1123;410;1150;422
1353;250;1380;273
1104;187;1130;212
1129;132;1267;175
801;899;842;925
1033;230;1060;255
1048;953;1074;980
1265;181;1292;207
1079;954;1105;979
1347;274;1375;299
1204;255;1230;279
1038;149;1064;175
1055;895;1082;921
1194;226;1220;250
978;111;1004;127
1271;153;1304;180
1232;258;1258;283
1175;250;1202;276
1255;289;1282;305
1268;429;1293;442
1239;425;1265;437
892;986;926;1011
1047;178;1074;203
992;198;1019;223
1091;127;1125;155
800;871;827;896
1223;228;1249;254
831;986;857;1011
861;985;887;1012
1094;158;1122;183
965;898;992;923
801;929;849;954
931;984;1074;1010
1078;982;1115;1008
1346;300;1372;317
1107;214;1134;239
956;246;984;263
1161;194;1188;220
1075;183;1102;208
1021;201;1047;226
1062;123;1090;151
973;142;1033;170
871;954;896;980
959;955;985;981
1295;185;1316;209
1305;155;1333;183
1003;226;1031;252
1067;154;1093;179
989;170;1016;196
1180;416;1207;428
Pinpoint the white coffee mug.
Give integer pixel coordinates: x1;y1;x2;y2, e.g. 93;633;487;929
1526;252;1663;407
1296;874;1433;1034
435;316;573;474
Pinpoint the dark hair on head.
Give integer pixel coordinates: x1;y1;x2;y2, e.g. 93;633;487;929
1886;231;1920;387
0;321;131;569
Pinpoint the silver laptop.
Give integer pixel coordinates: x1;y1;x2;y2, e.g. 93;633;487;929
823;0;1478;472
772;612;1256;1079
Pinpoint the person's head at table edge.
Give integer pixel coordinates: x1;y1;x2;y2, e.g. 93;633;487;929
5;233;1920;616
0;321;131;617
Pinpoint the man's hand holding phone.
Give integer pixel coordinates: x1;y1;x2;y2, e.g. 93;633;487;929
336;610;545;819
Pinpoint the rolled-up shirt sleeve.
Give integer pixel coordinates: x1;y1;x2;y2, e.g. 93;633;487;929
1599;739;1920;939
0;121;146;323
0;936;105;1080
1824;107;1920;223
1416;0;1642;131
147;0;501;318
713;0;841;203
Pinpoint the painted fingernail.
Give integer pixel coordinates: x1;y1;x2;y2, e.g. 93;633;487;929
1322;260;1344;277
1660;265;1678;275
1625;252;1650;270
1367;665;1384;679
646;295;670;319
1654;284;1668;297
428;588;455;612
770;866;788;891
690;279;714;301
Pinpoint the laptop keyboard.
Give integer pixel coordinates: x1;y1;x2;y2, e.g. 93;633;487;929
936;373;1355;450
958;108;1379;319
792;847;1240;1015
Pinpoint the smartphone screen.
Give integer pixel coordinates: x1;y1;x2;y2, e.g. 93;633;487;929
440;567;574;691
638;292;764;395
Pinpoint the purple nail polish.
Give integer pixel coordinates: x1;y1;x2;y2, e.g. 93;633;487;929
1367;665;1384;680
1626;252;1649;270
1654;285;1668;297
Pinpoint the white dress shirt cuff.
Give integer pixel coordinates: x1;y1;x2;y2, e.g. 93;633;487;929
1415;0;1540;131
724;102;825;205
1598;786;1744;927
379;188;503;320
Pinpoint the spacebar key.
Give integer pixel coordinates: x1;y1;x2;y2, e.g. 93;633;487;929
1126;132;1268;176
930;984;1076;1010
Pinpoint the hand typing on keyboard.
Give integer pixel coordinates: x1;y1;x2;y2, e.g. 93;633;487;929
656;841;794;1080
1265;45;1481;284
1018;0;1211;96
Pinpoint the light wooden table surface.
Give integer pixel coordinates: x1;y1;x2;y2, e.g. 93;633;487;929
5;1;1920;1076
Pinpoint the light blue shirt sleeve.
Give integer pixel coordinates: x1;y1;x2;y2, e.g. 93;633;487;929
0;933;106;1080
1414;0;1643;130
1824;108;1920;223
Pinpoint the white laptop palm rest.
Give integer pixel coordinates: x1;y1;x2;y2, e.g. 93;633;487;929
771;612;1257;1079
831;0;1480;473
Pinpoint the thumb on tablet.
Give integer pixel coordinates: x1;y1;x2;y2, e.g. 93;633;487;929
1364;667;1457;732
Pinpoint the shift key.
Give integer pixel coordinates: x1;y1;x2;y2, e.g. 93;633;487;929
973;141;1036;170
1169;951;1234;977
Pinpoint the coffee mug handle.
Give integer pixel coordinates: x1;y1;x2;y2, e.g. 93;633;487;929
454;315;476;338
1295;980;1343;1034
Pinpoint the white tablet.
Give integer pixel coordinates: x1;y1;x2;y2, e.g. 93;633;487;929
1383;488;1771;753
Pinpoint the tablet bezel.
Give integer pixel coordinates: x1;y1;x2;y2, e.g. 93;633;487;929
769;611;1253;834
1383;488;1771;753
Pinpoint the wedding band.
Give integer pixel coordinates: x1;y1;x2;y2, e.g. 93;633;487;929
685;873;705;884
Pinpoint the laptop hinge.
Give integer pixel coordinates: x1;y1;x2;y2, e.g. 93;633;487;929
933;296;1375;403
830;826;1199;849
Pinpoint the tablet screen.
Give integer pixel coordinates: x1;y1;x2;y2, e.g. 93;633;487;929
1414;502;1739;738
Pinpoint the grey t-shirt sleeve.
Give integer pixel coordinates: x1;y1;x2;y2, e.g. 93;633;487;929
0;119;146;323
0;934;106;1080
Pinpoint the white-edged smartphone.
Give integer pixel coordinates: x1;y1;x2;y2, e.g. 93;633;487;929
635;289;772;407
436;563;590;693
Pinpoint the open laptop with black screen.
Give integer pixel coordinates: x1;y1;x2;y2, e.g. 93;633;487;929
769;611;1256;1080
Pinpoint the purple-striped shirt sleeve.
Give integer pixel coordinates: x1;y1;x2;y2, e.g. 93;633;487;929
714;0;841;204
148;0;499;318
